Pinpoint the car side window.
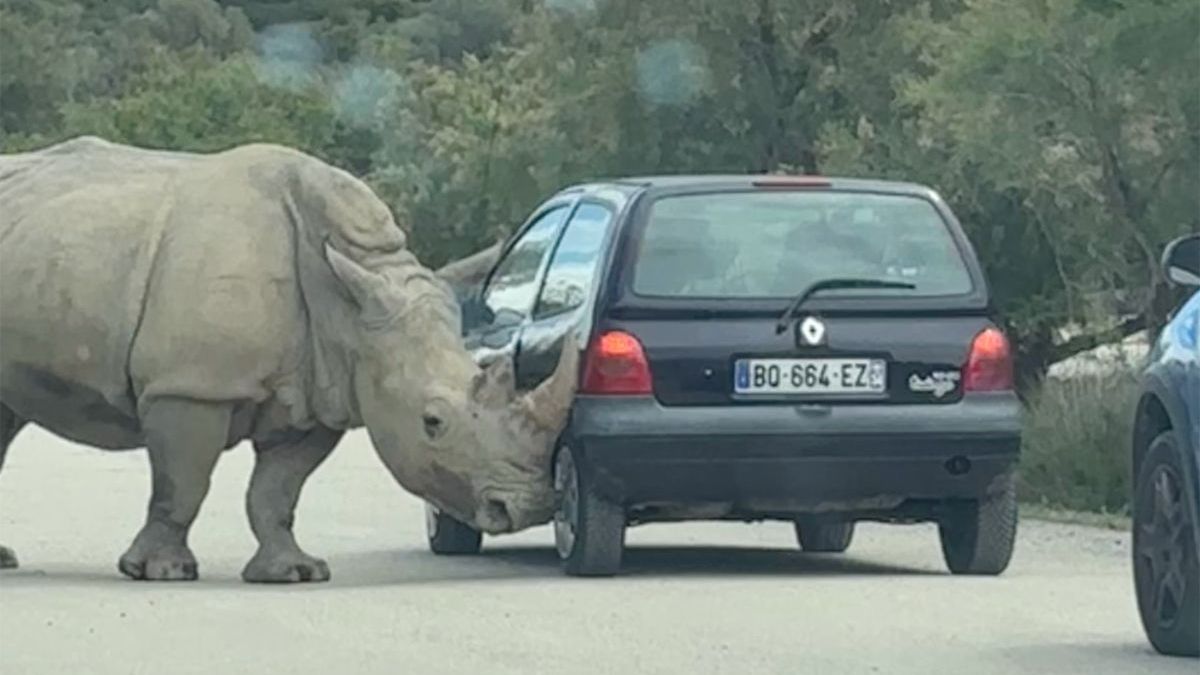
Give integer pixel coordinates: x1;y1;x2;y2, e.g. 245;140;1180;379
534;202;616;319
483;207;569;318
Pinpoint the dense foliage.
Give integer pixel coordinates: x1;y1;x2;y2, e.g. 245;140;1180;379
2;0;1197;385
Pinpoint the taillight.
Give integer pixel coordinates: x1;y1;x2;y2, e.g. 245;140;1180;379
581;331;653;395
964;327;1014;392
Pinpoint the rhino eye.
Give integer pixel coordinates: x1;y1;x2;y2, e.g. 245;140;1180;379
422;413;446;440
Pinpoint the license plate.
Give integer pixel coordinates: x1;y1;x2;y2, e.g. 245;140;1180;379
734;358;887;395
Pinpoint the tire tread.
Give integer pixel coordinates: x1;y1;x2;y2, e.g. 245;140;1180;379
427;509;482;556
795;521;855;553
1134;433;1200;657
939;474;1018;575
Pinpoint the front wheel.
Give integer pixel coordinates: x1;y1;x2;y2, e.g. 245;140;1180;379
938;474;1018;575
554;445;625;576
1133;432;1200;657
425;503;482;555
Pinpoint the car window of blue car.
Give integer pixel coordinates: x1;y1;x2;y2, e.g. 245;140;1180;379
534;202;616;320
1170;290;1200;353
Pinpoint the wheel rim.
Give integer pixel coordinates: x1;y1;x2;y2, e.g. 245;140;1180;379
1134;462;1192;631
425;503;440;540
554;448;579;559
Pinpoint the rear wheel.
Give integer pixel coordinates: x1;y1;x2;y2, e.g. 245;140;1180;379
795;519;855;553
1133;432;1200;657
554;445;625;576
938;474;1017;575
425;503;482;555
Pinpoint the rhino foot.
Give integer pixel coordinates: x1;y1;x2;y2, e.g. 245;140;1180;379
0;545;18;569
118;545;198;581
242;549;330;584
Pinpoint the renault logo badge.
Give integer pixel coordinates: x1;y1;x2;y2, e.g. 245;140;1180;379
797;316;826;346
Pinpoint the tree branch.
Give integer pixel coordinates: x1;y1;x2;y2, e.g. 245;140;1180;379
1146;155;1180;201
1047;314;1146;365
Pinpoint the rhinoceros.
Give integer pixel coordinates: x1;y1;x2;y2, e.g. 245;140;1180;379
0;137;576;582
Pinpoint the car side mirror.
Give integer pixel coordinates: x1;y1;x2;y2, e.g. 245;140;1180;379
1162;234;1200;287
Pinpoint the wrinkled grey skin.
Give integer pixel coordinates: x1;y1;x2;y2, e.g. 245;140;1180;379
0;137;576;582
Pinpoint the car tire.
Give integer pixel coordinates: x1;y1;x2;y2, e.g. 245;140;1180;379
938;473;1018;575
554;444;625;577
425;503;482;555
1133;432;1200;657
795;520;855;553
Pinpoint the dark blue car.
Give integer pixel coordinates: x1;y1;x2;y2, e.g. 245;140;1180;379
427;176;1022;577
1133;233;1200;657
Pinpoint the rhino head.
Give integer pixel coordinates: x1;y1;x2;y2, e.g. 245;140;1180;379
326;245;576;533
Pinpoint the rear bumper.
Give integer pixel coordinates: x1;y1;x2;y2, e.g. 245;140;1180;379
568;393;1022;517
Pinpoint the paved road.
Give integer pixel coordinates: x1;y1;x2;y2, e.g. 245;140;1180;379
0;427;1190;675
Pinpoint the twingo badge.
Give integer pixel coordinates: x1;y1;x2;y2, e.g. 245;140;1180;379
908;370;961;399
797;316;826;346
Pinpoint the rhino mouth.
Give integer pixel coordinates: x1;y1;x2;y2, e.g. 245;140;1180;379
475;485;557;533
476;498;513;534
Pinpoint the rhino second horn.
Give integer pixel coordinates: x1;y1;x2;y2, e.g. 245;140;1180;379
521;334;581;434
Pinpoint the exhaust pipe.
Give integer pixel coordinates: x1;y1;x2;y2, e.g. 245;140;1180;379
945;455;972;476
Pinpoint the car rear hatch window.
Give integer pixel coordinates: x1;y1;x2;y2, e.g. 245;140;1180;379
632;191;973;299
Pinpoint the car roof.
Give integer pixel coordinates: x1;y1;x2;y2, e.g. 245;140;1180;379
561;174;990;315
558;174;937;199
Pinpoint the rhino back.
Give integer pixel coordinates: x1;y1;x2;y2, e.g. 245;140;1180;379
1;138;408;446
0;139;195;445
0;139;323;445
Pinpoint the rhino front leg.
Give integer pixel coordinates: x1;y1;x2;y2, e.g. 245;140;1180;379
241;426;341;583
1;404;28;569
119;398;231;581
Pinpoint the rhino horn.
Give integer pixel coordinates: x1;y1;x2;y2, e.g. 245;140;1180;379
520;333;581;435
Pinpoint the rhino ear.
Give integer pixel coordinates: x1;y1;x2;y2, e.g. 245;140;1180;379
471;356;516;408
326;243;397;325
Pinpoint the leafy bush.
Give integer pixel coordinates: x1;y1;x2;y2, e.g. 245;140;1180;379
1018;371;1140;514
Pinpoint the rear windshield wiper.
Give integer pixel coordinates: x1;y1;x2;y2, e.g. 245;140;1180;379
774;278;917;334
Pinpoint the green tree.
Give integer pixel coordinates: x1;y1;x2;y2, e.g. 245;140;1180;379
1;0;255;146
899;0;1199;382
59;52;337;154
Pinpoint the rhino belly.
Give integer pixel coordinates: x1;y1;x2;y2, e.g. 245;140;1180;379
1;364;142;449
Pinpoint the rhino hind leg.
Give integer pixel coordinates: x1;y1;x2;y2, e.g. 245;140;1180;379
0;404;27;569
118;398;231;581
241;426;341;583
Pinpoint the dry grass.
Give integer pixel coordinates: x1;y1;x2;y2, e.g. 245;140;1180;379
1018;371;1140;515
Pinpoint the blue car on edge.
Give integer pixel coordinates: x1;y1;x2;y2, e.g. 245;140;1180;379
1133;233;1200;657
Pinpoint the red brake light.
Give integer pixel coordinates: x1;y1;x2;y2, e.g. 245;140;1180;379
964;327;1014;392
581;331;653;395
